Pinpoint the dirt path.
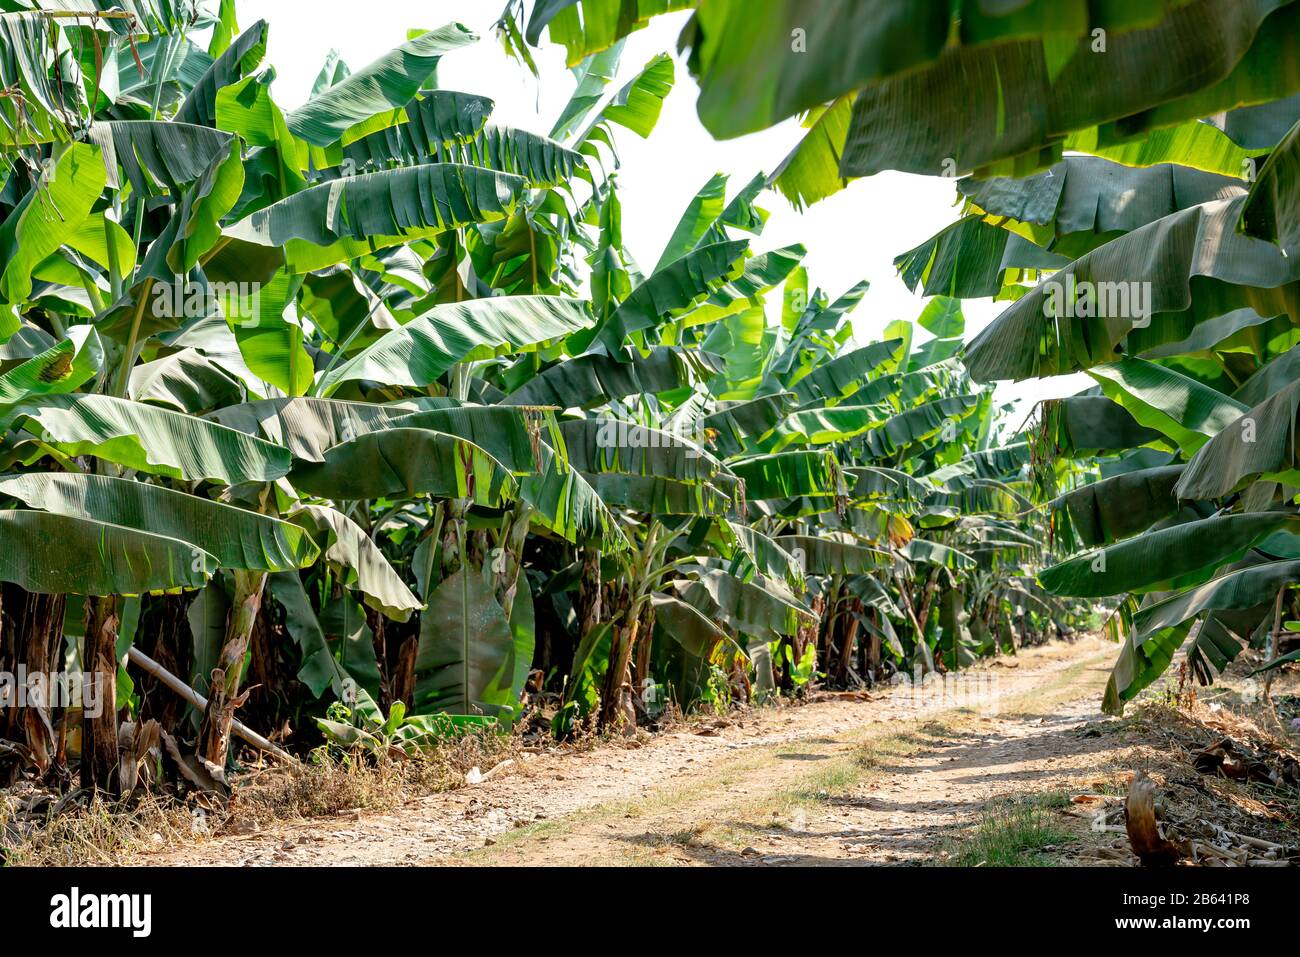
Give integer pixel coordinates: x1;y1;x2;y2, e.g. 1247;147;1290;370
144;637;1129;867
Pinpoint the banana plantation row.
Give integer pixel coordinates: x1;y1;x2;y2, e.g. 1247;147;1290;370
0;0;1297;799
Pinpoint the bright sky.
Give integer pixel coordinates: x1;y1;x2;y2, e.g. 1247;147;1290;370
238;0;1090;414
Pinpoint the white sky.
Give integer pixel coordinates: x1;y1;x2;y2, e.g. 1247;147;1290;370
239;0;1090;413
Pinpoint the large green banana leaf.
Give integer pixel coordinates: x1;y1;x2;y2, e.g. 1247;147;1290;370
385;406;547;476
1242;115;1300;256
129;348;244;414
340;91;494;169
11;394;291;484
207;396;433;461
557;418;724;482
502;346;718;408
290;504;421;621
0;144;105;314
0;509;215;595
679;0;1219;141
959;158;1246;255
790;339;904;407
1036;395;1167;457
1039;512;1299;597
862;395;980;459
774;534;889;574
289;427;508;502
841;2;1299;176
895;216;1068;300
730;450;838;500
651;591;730;657
0;327;103;407
285;23;476;146
527;0;691;66
1176;378;1300;499
0;472;316;572
318;295;592;395
176;17;269;127
721;520;803;586
1132;558;1300;640
1049;465;1185;550
517;444;629;549
584;473;731;515
1088;359;1246;456
770;94;855;210
414;564;530;717
88;120;244;276
576;51;674;144
226;164;526;272
0;10;78;145
688;392;791;457
765;403;893;452
656;171;766;271
904;538;975;571
671;565;813;640
966;197;1300;382
581;240;748;355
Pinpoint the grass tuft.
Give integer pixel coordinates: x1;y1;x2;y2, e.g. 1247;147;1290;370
946;795;1074;867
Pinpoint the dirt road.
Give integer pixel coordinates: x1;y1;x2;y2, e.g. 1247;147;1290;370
143;636;1134;866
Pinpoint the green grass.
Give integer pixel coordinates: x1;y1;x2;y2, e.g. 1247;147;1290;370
946;795;1075;867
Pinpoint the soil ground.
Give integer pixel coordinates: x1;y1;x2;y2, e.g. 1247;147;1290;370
132;635;1300;867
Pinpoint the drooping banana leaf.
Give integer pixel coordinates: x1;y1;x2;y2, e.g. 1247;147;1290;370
0;143;105;314
10;394;291;484
840;3;1300;177
285;23;477;147
289;427;508;502
790;339;904;407
0;472;316;572
1088;358;1247;456
1176;377;1300;499
340;90;494;169
774;534;889;574
966;196;1300;382
1241;114;1300;256
1039;511;1300;597
1049;464;1185;550
502;346;718;408
290;503;421;621
129;348;244;413
557;417;724;483
317;295;592;395
730;449;839;500
176;17;269;127
413;563;529;718
226;164;527;272
0;509;215;595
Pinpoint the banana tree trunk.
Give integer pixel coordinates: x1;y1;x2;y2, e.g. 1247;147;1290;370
631;601;656;718
835;598;862;685
575;545;602;640
197;570;267;766
365;604;392;711
81;595;120;793
598;585;638;735
865;608;882;685
0;586;67;779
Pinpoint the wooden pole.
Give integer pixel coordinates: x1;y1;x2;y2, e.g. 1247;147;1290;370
126;647;295;763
